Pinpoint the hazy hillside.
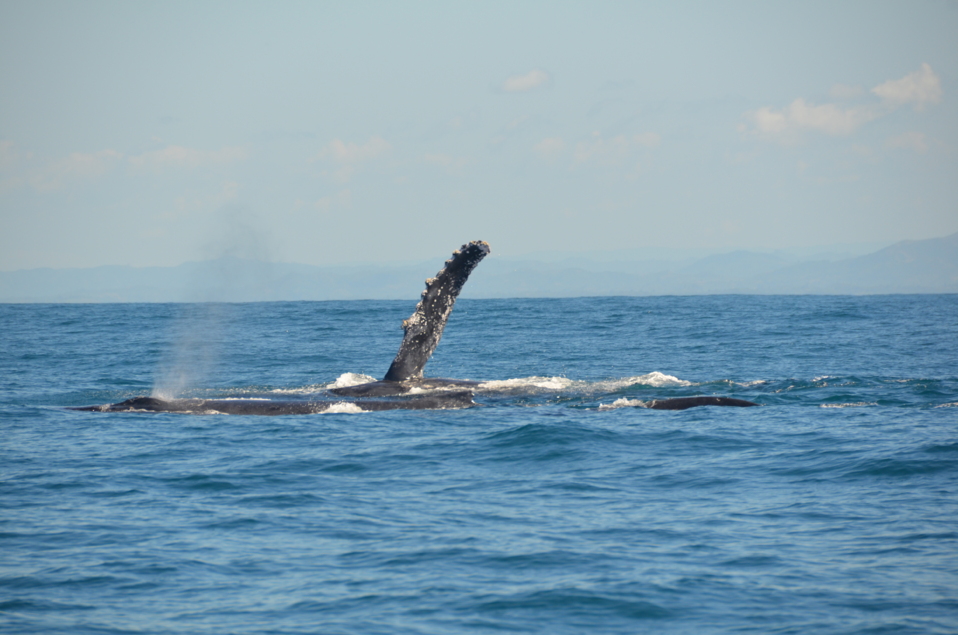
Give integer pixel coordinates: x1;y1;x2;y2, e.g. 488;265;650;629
2;233;955;302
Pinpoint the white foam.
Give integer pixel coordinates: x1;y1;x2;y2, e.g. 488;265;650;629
268;384;328;395
478;372;691;394
267;373;377;394
820;402;877;408
934;402;958;408
623;372;692;388
323;402;365;414
479;376;576;391
327;373;378;389
598;398;649;410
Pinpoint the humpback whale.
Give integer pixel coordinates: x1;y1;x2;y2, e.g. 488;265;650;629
72;240;758;414
72;242;493;414
73;392;475;414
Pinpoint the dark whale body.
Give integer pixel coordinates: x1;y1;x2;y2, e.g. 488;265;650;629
647;396;758;410
73;240;758;414
72;392;475;414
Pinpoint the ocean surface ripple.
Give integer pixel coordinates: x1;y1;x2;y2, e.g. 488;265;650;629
2;295;956;634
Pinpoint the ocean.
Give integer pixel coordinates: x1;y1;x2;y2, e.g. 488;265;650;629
2;295;956;634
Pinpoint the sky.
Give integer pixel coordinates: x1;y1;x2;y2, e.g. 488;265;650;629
1;0;956;271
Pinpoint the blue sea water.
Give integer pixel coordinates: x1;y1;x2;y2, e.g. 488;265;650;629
2;295;957;634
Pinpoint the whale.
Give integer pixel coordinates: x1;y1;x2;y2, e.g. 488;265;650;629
71;242;494;415
644;396;758;410
72;240;758;414
330;240;757;409
71;392;475;414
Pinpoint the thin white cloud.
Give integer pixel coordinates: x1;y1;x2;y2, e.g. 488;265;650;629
744;64;942;143
886;132;928;153
749;100;879;137
129;145;248;172
829;83;864;101
533;137;565;160
573;133;660;166
0;140;30;192
1;143;248;193
314;136;391;182
500;69;552;93
0;140;17;170
423;153;468;175
322;137;391;163
632;132;661;148
575;134;631;164
310;189;351;213
161;180;240;221
872;63;942;110
30;149;124;191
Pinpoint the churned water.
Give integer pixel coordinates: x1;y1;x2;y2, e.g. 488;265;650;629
2;295;957;634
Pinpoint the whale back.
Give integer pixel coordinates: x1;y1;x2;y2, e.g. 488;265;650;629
383;241;490;381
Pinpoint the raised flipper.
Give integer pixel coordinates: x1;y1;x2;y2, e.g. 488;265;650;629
70;237;760;414
383;240;490;381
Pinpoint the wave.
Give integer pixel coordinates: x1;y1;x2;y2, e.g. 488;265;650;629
820;402;878;408
92;371;957;412
326;373;378;389
268;384;335;395
269;374;377;394
598;398;649;410
323;402;365;414
479;371;692;395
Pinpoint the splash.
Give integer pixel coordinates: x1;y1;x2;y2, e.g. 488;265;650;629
327;373;378;389
324;402;365;414
269;384;330;395
479;376;576;391
733;380;767;387
820;402;877;408
478;372;692;395
598;398;649;410
623;371;692;388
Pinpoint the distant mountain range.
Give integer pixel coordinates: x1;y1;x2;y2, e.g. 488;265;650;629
2;232;956;302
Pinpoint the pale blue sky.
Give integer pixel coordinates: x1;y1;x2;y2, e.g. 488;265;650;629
1;1;955;270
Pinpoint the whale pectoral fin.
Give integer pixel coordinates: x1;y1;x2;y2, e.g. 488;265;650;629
383;240;490;381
